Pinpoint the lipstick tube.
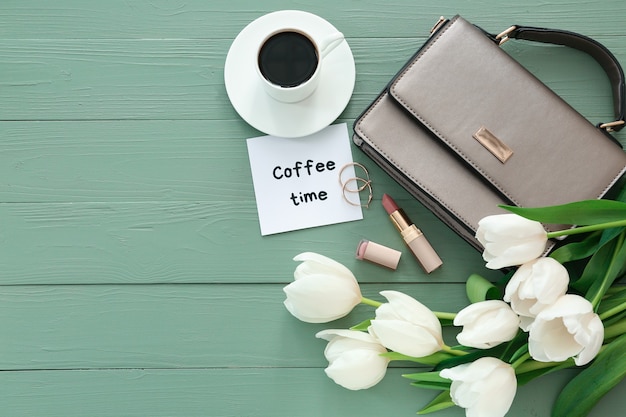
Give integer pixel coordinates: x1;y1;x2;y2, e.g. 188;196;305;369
383;194;442;273
356;239;402;270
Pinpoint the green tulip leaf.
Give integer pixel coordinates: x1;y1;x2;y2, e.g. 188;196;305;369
434;344;508;371
516;361;573;386
552;334;626;417
615;182;626;203
597;287;626;319
349;319;371;332
466;274;502;303
507;344;529;366
384;351;454;366
584;233;626;309
500;199;626;225
571;234;620;295
550;221;624;264
599;226;626;247
403;371;451;391
549;231;603;263
500;332;531;364
603;309;626;328
603;311;626;340
417;391;455;415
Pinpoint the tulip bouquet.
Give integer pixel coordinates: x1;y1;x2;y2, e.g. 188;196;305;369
282;199;626;417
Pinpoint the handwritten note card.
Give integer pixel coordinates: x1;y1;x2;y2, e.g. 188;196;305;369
246;123;363;235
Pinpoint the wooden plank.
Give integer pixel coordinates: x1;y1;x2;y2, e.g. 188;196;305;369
0;39;624;122
0;120;257;202
0;200;502;285
1;367;624;417
0;283;470;370
1;0;625;39
0;38;420;121
0;120;409;202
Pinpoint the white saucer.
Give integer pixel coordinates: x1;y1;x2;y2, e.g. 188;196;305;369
224;10;356;138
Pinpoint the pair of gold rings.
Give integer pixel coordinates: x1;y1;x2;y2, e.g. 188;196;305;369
338;162;373;208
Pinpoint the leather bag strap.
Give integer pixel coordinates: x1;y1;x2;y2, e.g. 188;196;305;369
496;25;626;132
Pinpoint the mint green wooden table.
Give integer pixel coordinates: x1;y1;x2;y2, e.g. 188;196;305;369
2;1;625;416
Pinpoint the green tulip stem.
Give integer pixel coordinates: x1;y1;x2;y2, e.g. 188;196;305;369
514;358;575;375
605;285;626;296
599;300;626;321
511;352;531;370
433;311;457;321
546;219;626;239
441;344;468;356
604;318;626;340
590;231;625;309
360;297;382;308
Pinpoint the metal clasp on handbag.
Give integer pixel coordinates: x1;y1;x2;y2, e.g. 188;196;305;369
495;25;517;45
430;17;447;35
600;120;626;133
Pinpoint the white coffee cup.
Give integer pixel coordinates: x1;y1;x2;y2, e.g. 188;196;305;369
256;29;344;103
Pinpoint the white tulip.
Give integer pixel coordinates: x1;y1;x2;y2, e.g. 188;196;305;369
454;300;520;349
368;290;443;357
283;252;362;323
316;329;389;390
440;357;517;417
529;294;603;366
504;257;569;330
476;214;548;269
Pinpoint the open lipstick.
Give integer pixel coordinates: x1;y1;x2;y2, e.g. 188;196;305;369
382;193;442;273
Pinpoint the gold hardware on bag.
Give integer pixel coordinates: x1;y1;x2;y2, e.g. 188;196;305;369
495;25;517;45
430;17;446;35
473;127;514;163
599;120;625;132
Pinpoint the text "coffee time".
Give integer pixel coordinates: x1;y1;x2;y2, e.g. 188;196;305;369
272;159;336;206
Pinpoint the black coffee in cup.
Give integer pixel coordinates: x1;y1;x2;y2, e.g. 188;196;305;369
258;31;318;88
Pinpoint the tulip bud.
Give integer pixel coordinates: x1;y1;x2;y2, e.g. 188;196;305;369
368;290;443;357
529;294;603;366
476;214;548;269
283;252;362;323
316;329;389;390
440;357;517;417
454;300;520;349
504;257;569;330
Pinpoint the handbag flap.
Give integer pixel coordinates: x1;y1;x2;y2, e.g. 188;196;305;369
389;16;626;209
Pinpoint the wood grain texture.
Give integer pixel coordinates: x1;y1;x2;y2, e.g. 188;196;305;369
0;119;411;202
2;0;626;416
0;283;469;370
1;39;624;124
2;0;626;39
1;368;624;417
0;199;502;285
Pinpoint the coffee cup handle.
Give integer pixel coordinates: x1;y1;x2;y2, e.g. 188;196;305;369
319;32;345;59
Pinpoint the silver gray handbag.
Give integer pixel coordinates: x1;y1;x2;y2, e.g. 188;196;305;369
353;15;626;252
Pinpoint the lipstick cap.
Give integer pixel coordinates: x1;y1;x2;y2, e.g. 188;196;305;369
356;239;402;270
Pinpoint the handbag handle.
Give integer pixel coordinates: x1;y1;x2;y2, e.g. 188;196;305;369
495;25;625;133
